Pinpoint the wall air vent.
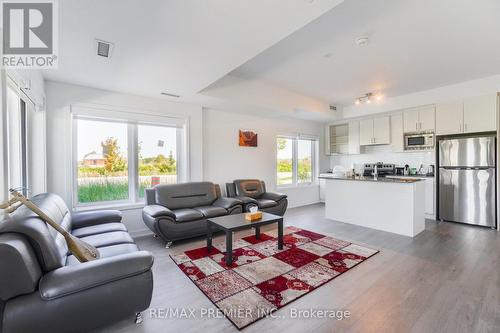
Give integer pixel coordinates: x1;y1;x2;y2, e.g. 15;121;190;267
95;39;113;58
329;105;337;111
161;92;181;98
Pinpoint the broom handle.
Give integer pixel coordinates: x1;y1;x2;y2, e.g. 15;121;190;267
9;190;69;236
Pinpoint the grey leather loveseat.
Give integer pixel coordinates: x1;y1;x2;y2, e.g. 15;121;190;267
142;182;243;247
226;179;288;216
0;193;154;333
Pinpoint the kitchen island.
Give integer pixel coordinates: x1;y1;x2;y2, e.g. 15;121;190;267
321;176;425;237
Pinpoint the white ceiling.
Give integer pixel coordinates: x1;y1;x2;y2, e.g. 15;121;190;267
42;0;343;98
231;0;500;106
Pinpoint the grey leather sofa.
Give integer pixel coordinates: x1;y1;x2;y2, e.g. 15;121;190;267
0;193;154;333
226;179;288;216
142;182;243;246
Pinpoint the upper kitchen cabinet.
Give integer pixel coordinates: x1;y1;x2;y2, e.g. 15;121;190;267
436;101;463;135
403;106;435;133
463;94;497;133
360;116;391;146
391;113;404;152
374;116;391;144
436;94;497;135
419;106;436;131
325;123;349;155
348;121;360;154
359;119;373;145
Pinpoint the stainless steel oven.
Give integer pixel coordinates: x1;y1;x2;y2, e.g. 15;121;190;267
404;132;435;150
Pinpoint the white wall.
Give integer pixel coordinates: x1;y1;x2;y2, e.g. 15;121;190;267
45;81;204;236
330;145;435;172
203;108;328;208
44;83;327;236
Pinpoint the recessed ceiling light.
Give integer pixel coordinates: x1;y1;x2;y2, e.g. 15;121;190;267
355;36;370;47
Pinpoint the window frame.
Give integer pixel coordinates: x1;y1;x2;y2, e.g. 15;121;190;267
72;114;186;209
6;80;31;196
276;135;318;189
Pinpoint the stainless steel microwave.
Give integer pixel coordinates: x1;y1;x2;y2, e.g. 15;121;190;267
404;132;435;150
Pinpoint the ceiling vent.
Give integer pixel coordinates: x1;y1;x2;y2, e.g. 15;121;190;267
329;105;337;111
161;92;181;98
95;39;113;58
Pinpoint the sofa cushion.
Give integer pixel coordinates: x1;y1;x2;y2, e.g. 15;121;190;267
172;209;204;222
234;179;265;199
65;243;140;266
154;182;218;210
2;193;72;272
79;231;134;248
72;223;127;238
256;199;278;209
194;206;227;218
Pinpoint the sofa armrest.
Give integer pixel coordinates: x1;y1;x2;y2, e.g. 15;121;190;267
235;196;258;205
260;192;287;202
213;197;242;210
142;205;176;219
71;210;123;229
39;251;154;301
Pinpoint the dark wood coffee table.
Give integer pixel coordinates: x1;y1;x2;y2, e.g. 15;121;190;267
207;212;284;265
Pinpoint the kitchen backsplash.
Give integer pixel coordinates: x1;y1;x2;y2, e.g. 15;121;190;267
329;145;435;171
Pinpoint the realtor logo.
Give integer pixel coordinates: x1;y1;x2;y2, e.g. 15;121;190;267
1;0;58;68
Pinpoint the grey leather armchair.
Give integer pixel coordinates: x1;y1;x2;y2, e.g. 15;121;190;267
226;179;288;216
142;182;243;247
0;193;154;333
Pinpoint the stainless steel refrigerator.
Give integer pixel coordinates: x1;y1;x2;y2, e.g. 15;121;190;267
438;135;496;228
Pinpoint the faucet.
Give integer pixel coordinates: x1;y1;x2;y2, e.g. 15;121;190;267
372;164;378;179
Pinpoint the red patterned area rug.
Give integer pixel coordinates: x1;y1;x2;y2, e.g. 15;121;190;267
170;226;378;330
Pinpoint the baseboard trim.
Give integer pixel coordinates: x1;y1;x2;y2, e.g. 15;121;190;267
288;200;321;209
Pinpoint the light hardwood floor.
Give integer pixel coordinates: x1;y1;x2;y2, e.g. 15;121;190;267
97;204;500;333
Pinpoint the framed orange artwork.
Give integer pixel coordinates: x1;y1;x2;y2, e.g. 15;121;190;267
239;129;258;147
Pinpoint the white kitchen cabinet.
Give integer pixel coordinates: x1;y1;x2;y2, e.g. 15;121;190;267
325;123;349;155
391;113;404;152
436;101;463;135
373;116;391;144
319;178;325;202
324;126;330;155
359;117;391;145
359;119;374;146
419;106;436;132
403;106;435;132
386;176;435;218
348;120;360;154
425;178;435;218
403;108;420;133
463;94;497;133
436;95;497;135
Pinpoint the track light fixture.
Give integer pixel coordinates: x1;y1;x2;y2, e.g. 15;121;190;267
355;92;383;105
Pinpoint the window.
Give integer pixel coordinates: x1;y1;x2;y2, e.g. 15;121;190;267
138;124;178;198
74;116;184;206
76;119;129;203
276;137;293;186
297;139;313;184
276;136;317;187
7;85;29;195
